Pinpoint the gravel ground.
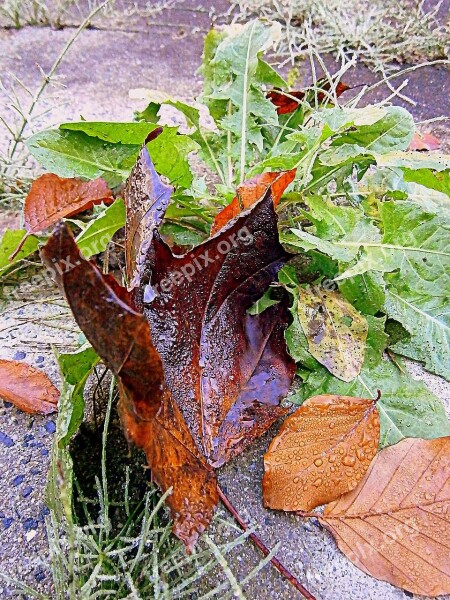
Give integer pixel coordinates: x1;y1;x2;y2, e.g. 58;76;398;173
0;1;449;598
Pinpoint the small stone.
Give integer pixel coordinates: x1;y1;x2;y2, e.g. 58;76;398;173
0;432;14;448
31;467;40;475
40;449;49;457
45;421;56;434
26;529;37;542
13;351;26;360
36;356;45;364
3;402;12;408
23;518;38;531
34;571;45;583
22;486;33;498
12;474;24;486
2;517;13;529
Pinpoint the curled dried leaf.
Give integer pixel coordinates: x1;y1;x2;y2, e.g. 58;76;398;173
210;170;295;236
320;437;450;596
263;394;380;512
297;285;368;382
0;359;59;414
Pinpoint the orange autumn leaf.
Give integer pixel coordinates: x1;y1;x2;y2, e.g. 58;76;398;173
210;170;296;236
319;437;450;596
24;173;113;234
0;359;59;414
267;81;350;114
408;131;440;151
263;394;380;512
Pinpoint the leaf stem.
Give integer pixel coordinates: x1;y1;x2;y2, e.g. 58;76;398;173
217;486;316;599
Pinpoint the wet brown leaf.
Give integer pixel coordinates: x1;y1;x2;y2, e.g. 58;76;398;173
297;285;368;382
40;224;217;550
320;437;450;596
24;173;113;234
123;127;172;291
0;359;59;414
210;170;296;236
263;394;380;512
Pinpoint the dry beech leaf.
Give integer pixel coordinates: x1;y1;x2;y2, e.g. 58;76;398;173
210;169;296;236
320;437;450;596
0;359;59;414
41;224;217;550
297;285;368;382
25;173;113;234
263;394;380;512
408;131;440;151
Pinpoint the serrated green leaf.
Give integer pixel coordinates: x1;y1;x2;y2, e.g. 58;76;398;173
403;168;450;198
337;201;450;293
61;121;159;144
75;199;126;258
0;229;39;277
385;279;450;381
338;271;386;316
375;151;450;171
332;106;414;154
55;345;99;448
26;129;139;185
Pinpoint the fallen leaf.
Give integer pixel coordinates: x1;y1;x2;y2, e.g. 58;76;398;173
135;150;295;466
408;131;440;151
210;169;296;236
296;285;368;382
24;173;113;234
0;359;59;414
263;394;380;512
40;223;218;550
267;81;349;114
124;128;172;291
320;437;450;596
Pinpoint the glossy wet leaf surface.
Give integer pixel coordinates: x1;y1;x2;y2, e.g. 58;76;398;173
320;437;450;596
264;394;380;512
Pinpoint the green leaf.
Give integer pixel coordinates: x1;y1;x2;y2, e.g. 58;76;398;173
385;279;450;381
337;201;450;295
75;199;126;258
315;105;388;131
295;315;450;448
26;129;139;185
403;168;450;198
332;106;414;154
60;122;199;189
338;271;386;316
55;345;100;448
375;151;450;171
60;121;159;145
247;289;280;315
0;229;39;277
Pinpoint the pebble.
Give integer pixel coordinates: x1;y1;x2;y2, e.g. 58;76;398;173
23;518;38;531
44;421;56;434
13;351;26;360
22;486;33;498
12;474;24;486
0;432;14;447
34;571;45;583
36;356;45;364
26;530;37;542
40;448;49;457
2;518;13;529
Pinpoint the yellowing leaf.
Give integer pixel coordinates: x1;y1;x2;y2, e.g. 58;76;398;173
263;394;379;512
0;359;59;414
297;286;368;382
320;437;450;596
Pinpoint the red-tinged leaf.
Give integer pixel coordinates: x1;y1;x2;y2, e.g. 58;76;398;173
128;146;296;467
40;223;218;550
210;170;296;236
0;359;59;414
24;174;113;234
268;81;349;114
124;127;172;291
408;131;440;151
